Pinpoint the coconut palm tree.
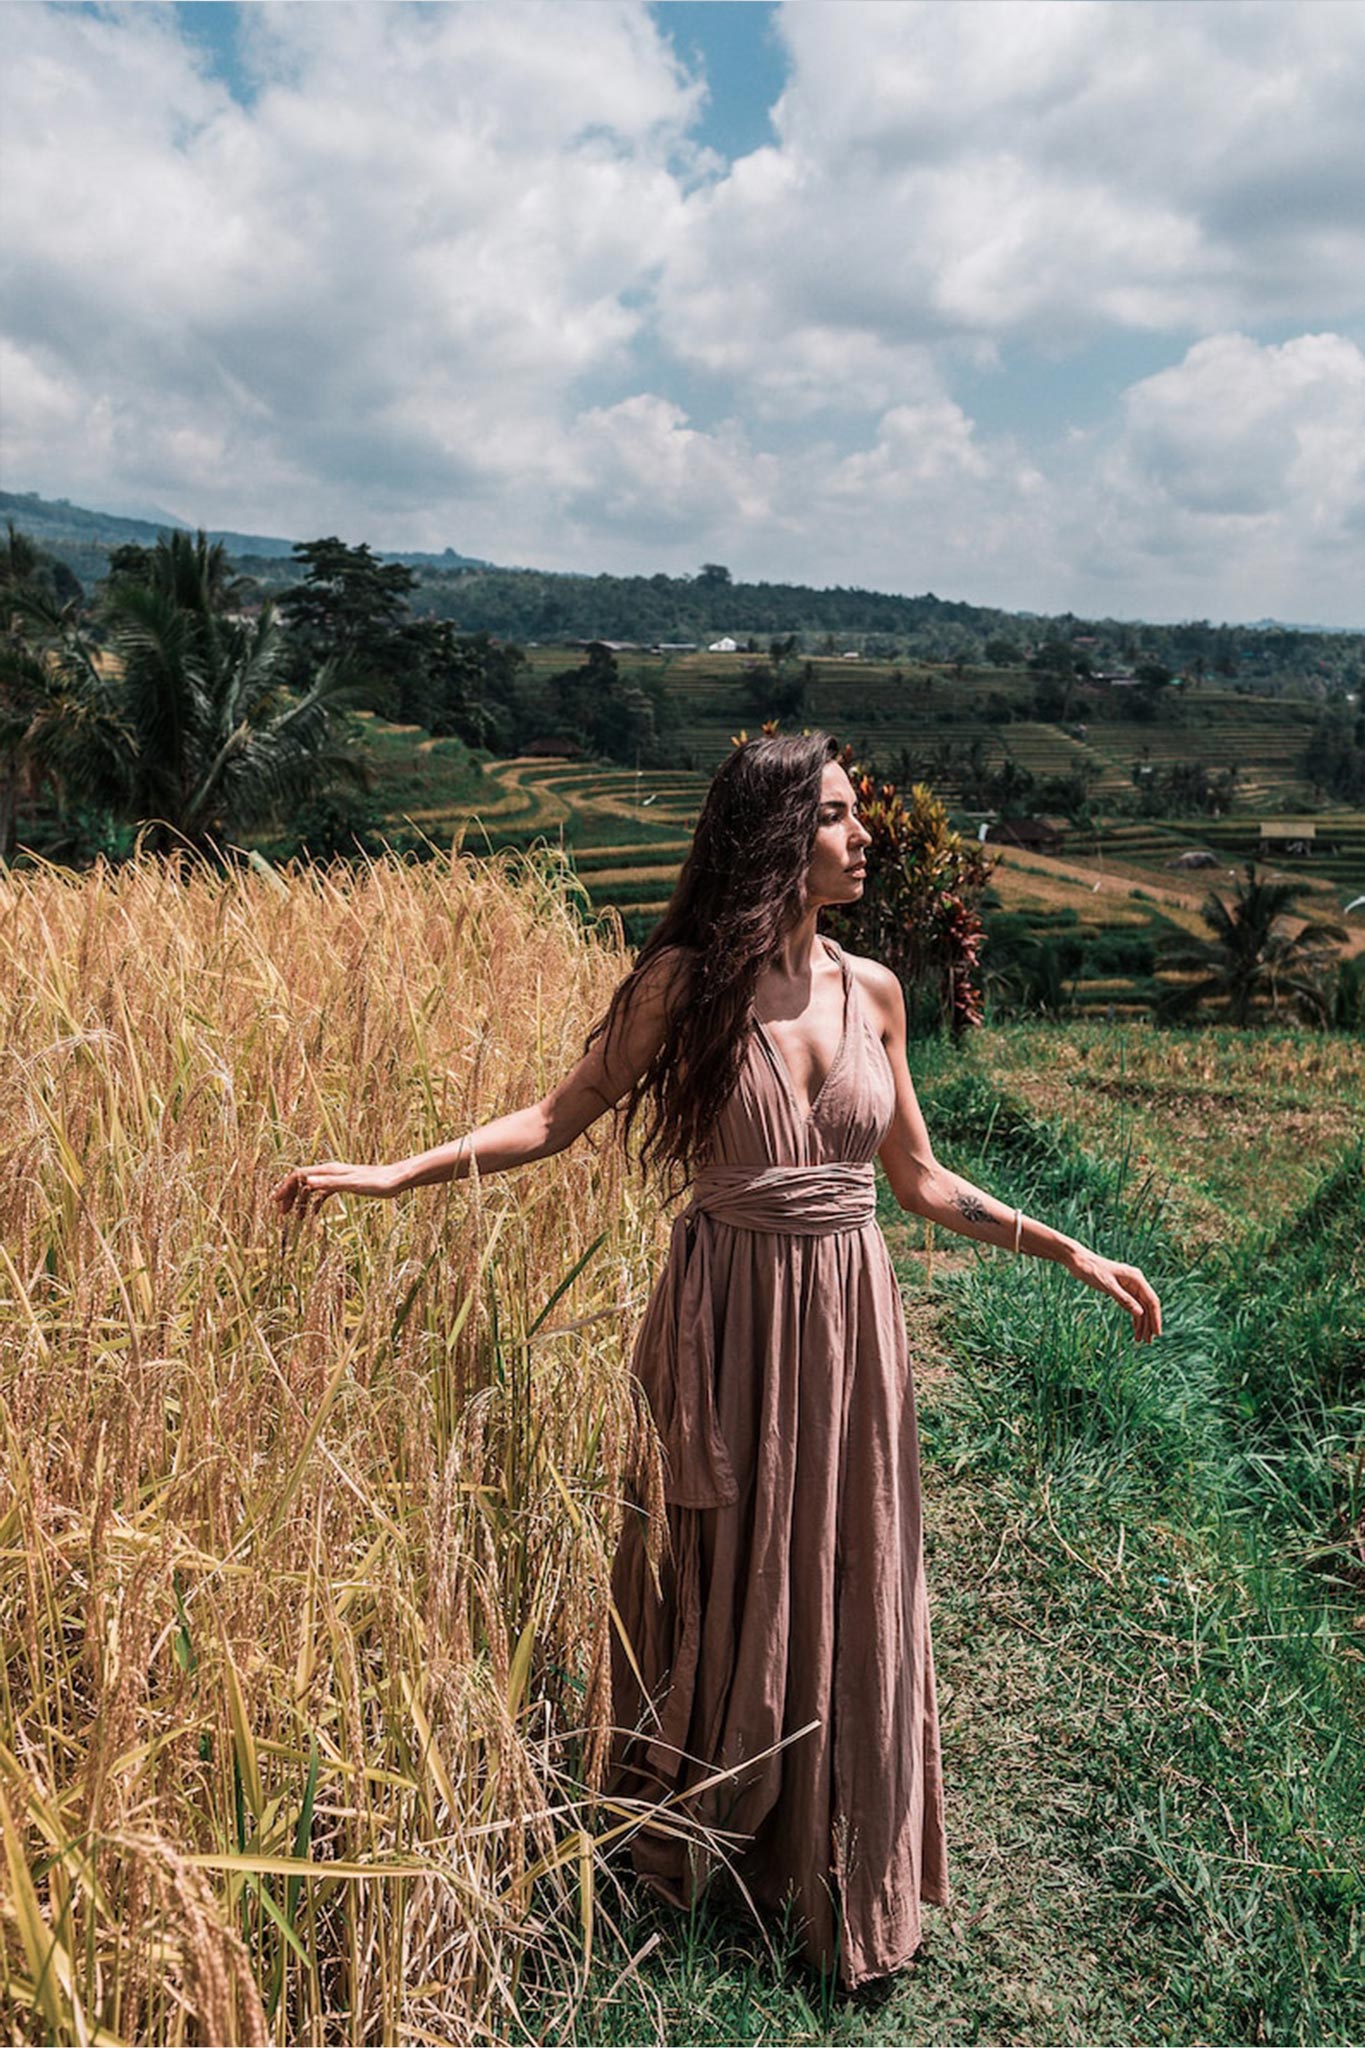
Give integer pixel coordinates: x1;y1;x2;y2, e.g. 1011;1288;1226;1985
101;530;365;851
2;527;365;860
1156;860;1348;1026
0;577;128;860
105;528;245;613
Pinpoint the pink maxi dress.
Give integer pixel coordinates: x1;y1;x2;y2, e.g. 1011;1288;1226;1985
608;935;951;1988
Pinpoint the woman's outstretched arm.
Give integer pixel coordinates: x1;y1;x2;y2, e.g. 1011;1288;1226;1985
863;958;1163;1345
271;947;689;1218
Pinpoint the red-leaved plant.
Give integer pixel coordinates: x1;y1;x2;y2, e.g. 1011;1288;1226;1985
823;746;995;1039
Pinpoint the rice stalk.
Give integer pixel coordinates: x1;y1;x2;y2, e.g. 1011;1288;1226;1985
0;848;696;2043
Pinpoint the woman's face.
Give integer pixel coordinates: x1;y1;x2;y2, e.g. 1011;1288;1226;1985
802;762;872;909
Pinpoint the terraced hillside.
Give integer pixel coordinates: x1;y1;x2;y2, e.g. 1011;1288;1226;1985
519;649;1338;809
1081;691;1321;804
358;750;1362;1017
357;731;698;917
353;653;1365;1014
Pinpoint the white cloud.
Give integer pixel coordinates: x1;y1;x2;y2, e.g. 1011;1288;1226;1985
561;395;773;545
661;0;1365;399
0;1;701;549
0;339;86;446
1;1;1362;621
1072;332;1365;618
775;403;1054;603
1118;333;1365;521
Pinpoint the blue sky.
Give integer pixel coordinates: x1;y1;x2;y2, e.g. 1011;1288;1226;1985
649;3;785;161
4;2;1364;624
172;2;253;106
171;4;788;162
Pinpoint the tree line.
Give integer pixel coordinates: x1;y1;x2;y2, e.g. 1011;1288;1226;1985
0;526;380;861
230;552;1365;695
9;484;1364;690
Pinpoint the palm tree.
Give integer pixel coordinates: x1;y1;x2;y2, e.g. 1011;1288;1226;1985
1;574;128;860
102;530;365;851
1156;860;1348;1026
105;528;246;613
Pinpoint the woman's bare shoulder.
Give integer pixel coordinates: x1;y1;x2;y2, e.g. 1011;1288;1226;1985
837;945;904;1035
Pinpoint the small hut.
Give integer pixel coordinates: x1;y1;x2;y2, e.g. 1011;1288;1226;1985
984;816;1067;854
1258;822;1316;857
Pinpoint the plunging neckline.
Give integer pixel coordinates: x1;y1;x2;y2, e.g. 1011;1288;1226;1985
751;936;851;1124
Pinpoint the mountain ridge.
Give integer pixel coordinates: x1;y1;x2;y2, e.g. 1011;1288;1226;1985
0;489;489;582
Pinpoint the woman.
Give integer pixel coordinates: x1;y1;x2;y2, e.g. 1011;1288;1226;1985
272;730;1161;1990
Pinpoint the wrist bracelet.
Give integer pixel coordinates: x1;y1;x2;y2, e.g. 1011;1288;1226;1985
1013;1206;1023;1254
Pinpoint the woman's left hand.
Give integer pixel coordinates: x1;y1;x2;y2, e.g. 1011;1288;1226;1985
1063;1246;1163;1344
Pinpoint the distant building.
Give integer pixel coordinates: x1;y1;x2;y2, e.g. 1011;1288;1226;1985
708;637;738;653
654;642;698;653
984;816;1067;853
841;650;862;660
1258;822;1316;856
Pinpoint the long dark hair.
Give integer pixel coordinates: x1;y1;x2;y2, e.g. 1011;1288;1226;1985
587;729;840;1194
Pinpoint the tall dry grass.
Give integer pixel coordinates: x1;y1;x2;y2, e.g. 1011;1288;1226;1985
0;849;680;2045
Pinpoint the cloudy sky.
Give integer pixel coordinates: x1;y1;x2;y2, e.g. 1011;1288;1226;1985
3;0;1364;623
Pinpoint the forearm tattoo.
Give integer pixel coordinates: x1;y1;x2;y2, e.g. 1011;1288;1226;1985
953;1189;990;1226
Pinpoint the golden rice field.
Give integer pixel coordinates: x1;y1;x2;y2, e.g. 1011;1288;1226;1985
0;852;697;2046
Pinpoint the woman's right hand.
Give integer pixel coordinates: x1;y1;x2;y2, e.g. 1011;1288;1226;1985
270;1160;403;1217
1062;1243;1163;1344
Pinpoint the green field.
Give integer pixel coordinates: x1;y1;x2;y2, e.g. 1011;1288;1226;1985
514;648;1327;801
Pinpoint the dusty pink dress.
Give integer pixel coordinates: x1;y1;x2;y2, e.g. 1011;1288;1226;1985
608;935;950;1988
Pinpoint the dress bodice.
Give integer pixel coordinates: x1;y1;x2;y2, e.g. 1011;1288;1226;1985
704;936;896;1170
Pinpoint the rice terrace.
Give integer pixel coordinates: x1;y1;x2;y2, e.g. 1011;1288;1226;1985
354;639;1365;1019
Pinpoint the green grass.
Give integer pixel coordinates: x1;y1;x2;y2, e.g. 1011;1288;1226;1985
964;1020;1365;1250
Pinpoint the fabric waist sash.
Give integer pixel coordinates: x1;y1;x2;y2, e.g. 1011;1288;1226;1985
687;1161;876;1236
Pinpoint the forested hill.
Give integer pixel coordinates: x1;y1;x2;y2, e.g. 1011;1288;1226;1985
235;555;1364;689
7;488;1364;687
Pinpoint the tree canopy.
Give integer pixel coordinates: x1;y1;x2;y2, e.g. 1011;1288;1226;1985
1156;862;1347;1027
